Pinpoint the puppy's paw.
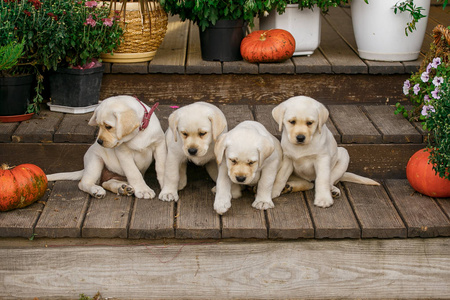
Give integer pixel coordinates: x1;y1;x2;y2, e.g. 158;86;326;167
91;186;106;198
314;195;334;208
331;186;341;198
159;190;179;202
231;184;242;199
134;186;156;199
211;186;216;194
252;197;275;210
214;198;231;215
281;184;293;194
119;184;135;196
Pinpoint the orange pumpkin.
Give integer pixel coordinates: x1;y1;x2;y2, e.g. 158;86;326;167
0;163;48;211
406;149;450;198
240;29;295;63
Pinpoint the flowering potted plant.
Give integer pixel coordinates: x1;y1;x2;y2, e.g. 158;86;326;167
260;0;349;56
160;0;279;61
398;25;450;197
48;0;123;113
351;0;448;61
0;0;71;115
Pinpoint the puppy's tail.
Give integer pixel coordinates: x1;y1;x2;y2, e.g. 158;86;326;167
47;170;84;182
340;172;380;186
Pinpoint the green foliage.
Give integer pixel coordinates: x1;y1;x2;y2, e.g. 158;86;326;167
276;0;349;14
0;40;24;72
160;0;280;31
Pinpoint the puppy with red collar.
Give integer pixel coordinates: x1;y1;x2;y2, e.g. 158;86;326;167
47;95;166;199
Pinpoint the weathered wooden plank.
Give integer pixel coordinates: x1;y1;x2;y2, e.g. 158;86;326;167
363;105;422;143
253;104;279;139
149;16;189;74
186;23;222;74
267;192;314;239
219;104;253;130
0;122;18;142
305;184;361;239
320;15;367;74
34;181;90;238
0;143;89;174
223;60;259;74
429;5;450;25
82;193;133;238
0;182;53;238
153;104;177;132
221;192;267;239
100;73;411;105
402;57;423;74
259;59;295;74
344;182;406;238
1;239;450;299
11;110;63;143
365;60;406;74
176;179;220;239
385;179;450;237
344;143;425;179
111;62;149;74
54;113;97;143
292;50;332;74
328;105;382;144
437;197;450;220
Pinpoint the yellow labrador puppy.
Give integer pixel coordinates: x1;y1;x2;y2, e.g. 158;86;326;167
272;96;379;208
213;121;284;215
47;95;166;199
159;102;227;202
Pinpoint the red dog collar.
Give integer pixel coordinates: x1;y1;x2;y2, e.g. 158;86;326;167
134;96;159;131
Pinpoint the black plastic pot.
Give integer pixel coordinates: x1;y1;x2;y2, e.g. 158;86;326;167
49;65;105;107
0;74;33;116
199;19;246;62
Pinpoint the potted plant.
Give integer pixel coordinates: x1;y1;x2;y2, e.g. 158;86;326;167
351;0;448;61
260;0;349;56
48;0;123;113
398;25;450;197
160;0;279;61
100;0;169;63
0;0;71;115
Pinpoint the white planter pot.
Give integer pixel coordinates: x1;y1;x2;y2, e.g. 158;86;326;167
351;0;430;61
260;4;321;56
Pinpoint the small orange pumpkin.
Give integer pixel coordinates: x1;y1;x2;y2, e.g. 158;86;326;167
406;149;450;198
0;163;48;211
240;29;295;63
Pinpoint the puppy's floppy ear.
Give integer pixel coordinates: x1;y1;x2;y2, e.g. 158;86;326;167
115;110;140;140
272;103;286;132
168;110;179;142
209;110;228;141
317;102;329;134
258;137;275;165
214;133;228;165
88;110;98;126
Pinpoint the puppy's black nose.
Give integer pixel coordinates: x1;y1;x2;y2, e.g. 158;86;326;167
235;176;246;183
188;148;198;155
97;139;104;146
296;135;306;143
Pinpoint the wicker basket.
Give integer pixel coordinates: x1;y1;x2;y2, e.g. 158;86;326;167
101;1;168;63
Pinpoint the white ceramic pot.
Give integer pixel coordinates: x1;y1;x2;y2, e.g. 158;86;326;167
351;0;430;61
260;4;321;56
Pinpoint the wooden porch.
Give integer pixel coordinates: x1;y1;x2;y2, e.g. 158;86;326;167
0;5;449;300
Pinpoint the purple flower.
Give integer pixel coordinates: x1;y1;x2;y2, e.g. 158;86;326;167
84;15;96;27
431;57;441;68
424;94;431;103
413;84;420;95
85;1;98;7
421;72;429;82
432;76;444;87
431;88;440;99
102;18;113;27
403;80;411;95
426;63;432;73
421;104;435;116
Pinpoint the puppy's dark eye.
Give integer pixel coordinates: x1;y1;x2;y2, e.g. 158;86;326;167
289;120;296;125
230;159;237;165
199;132;207;137
181;132;188;137
248;161;255;166
105;125;113;130
306;121;314;126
